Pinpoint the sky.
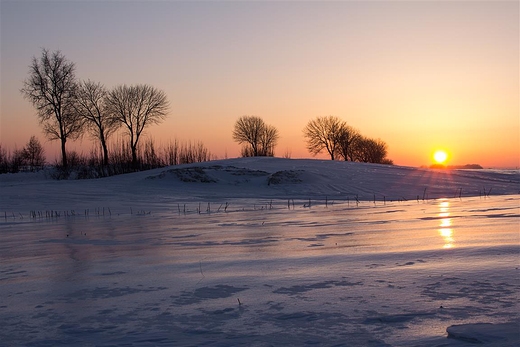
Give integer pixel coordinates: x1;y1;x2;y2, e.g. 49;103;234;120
1;0;518;168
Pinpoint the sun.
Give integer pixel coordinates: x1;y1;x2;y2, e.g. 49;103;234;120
433;150;448;164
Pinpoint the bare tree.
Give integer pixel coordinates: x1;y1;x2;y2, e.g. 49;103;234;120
259;124;279;157
74;80;119;165
105;84;169;168
21;49;83;168
303;115;346;160
233;116;263;157
22;136;46;171
352;136;392;164
232;116;279;157
337;125;361;161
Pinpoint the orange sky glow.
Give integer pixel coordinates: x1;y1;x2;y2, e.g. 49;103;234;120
1;1;518;168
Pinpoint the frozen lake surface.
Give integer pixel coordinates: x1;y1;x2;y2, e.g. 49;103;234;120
1;158;519;346
1;196;519;346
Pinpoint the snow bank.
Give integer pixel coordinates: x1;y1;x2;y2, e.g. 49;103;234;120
142;158;519;200
1;158;518;213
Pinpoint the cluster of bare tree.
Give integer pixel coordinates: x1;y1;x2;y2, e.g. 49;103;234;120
20;48;170;170
303;116;393;164
231;115;392;164
17;49;393;177
232;116;279;157
0;136;46;173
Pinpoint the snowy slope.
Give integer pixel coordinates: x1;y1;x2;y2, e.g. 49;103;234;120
141;157;519;200
1;158;519;346
1;158;518;213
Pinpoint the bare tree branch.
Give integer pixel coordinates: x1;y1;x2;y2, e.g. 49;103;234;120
337;125;361;161
20;49;82;168
303;116;345;160
105;84;169;168
351;136;392;164
232;116;279;157
74;80;120;165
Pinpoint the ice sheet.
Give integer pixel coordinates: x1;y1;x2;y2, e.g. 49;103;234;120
1;195;518;346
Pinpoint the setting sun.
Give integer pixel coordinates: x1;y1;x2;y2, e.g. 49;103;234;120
433;150;448;164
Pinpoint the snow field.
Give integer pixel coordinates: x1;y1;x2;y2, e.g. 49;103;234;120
1;158;519;346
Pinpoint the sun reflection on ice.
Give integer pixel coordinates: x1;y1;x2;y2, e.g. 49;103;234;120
438;200;454;248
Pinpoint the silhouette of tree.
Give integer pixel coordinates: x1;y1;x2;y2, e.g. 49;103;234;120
22;136;46;171
303;115;346;160
21;49;83;168
259;124;279;156
337;125;361;161
233;116;279;157
74;80;119;165
352;136;392;164
105;84;169;168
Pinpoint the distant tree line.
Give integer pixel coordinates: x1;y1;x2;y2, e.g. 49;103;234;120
303;115;393;164
0;136;46;174
0;135;212;177
14;48;212;177
231;114;393;165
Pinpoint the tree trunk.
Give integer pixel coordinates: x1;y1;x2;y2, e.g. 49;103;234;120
61;138;67;168
100;137;109;166
131;145;138;169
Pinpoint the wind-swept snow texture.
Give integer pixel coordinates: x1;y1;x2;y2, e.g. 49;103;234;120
1;158;519;211
1;158;519;346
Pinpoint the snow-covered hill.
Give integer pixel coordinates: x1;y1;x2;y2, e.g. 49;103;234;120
1;158;518;213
